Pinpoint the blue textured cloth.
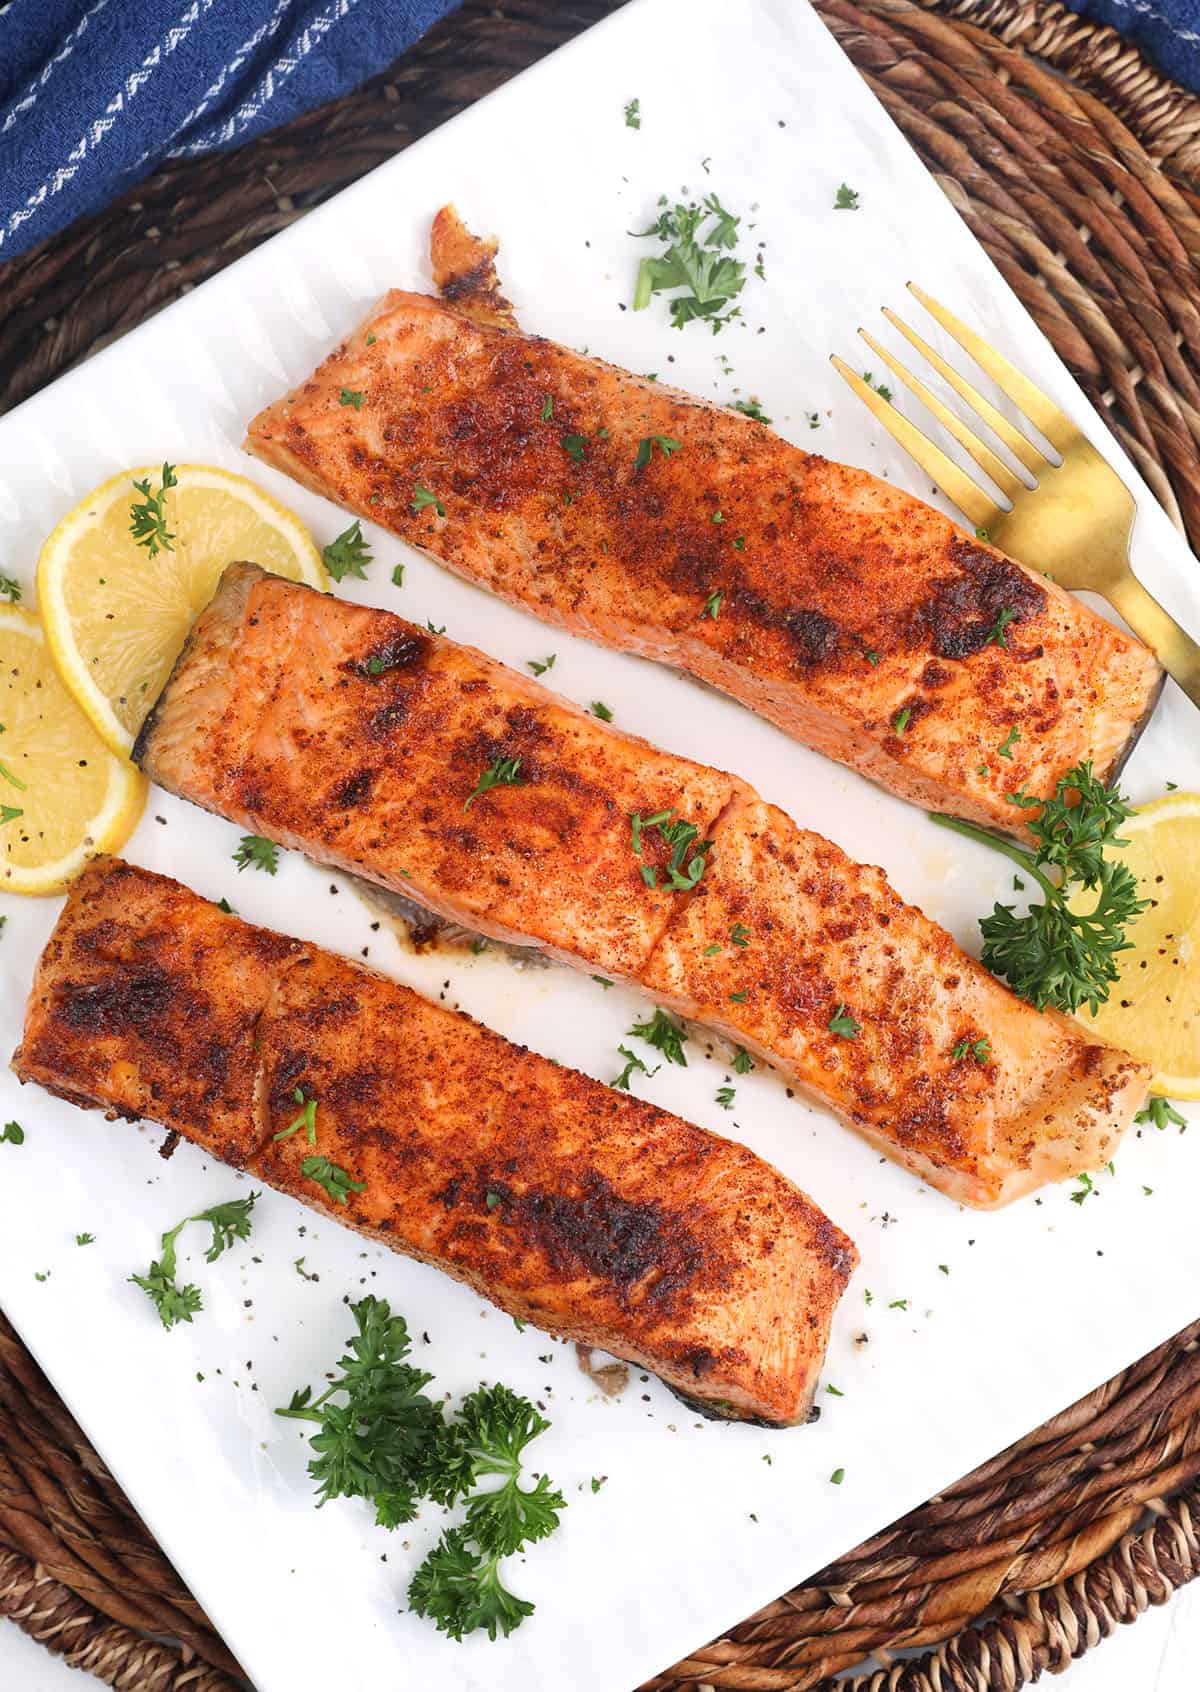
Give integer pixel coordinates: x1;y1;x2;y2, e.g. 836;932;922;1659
1064;0;1200;90
0;0;458;263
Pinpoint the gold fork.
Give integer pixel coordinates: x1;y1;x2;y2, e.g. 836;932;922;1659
832;285;1200;709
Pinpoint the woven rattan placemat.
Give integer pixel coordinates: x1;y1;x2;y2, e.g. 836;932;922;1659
1;3;1198;1687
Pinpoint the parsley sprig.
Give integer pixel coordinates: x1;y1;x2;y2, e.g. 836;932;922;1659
278;1301;565;1641
631;193;747;332
464;754;525;811
628;1006;688;1066
129;1194;258;1329
323;520;372;581
629;807;712;890
129;463;178;557
931;762;1147;1014
233;834;280;874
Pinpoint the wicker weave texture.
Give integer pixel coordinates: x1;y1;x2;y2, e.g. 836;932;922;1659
2;1;1199;1689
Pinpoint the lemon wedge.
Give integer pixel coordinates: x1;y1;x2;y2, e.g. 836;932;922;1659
0;604;145;895
38;463;326;755
1075;792;1200;1099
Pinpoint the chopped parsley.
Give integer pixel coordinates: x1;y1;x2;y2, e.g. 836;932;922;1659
611;1045;660;1091
527;654;556;677
129;463;177;557
1135;1097;1187;1131
391;563;405;588
732;1046;754;1074
628;1007;688;1066
590;701;614;722
833;183;860;210
892;707;911;735
862;371;894;402
628;808;712;891
0;574;21;602
464;754;526;811
1070;1172;1098;1205
1;805;23;826
129;1194;258;1329
715;1085;736;1109
233;835;280;875
540;395;554;422
322;519;372;582
950;1037;991;1064
989;607;1017;648
731;396;771;424
997;725;1021;758
561;433;587;464
631;192;747;333
828;1004;860;1039
729;989;749;1004
624;97;641;129
1;1121;24;1146
411;484;446;517
76;1232;95;1246
701;590;722;620
634;433;682;472
830;1467;845;1485
339;388;366;410
274;1087;319;1145
301;1155;365;1205
730;922;751;947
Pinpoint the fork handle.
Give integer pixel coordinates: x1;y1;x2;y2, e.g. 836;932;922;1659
1106;572;1200;712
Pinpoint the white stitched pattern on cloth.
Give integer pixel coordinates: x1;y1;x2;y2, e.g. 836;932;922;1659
140;0;296;169
0;0;219;252
169;0;359;156
0;0;113;140
1094;0;1200;46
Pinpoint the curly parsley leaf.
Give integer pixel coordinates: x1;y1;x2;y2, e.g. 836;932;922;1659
631;193;748;332
233;834;280;875
628;1006;688;1066
302;1155;365;1205
464;754;525;811
932;762;1147;1014
129;1192;257;1328
129;463;178;557
322;520;372;582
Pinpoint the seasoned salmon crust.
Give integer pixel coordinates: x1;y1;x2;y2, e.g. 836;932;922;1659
13;856;856;1427
132;565;1151;1207
243;206;1162;837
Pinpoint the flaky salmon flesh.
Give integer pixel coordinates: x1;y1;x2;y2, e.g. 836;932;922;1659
12;857;855;1426
133;565;1151;1207
243;206;1162;837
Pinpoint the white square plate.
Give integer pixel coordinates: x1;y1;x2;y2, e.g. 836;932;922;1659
1;2;1197;1688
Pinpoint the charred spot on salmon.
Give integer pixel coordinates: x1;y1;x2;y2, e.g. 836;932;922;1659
57;967;177;1035
734;590;842;667
367;699;411;740
348;632;427;681
480;1173;708;1311
913;545;1045;661
331;768;377;809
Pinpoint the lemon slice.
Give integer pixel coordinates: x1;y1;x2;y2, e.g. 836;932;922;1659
1074;792;1200;1098
38;464;326;755
0;605;145;895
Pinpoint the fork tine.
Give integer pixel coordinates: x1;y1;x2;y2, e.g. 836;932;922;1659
858;328;1027;504
883;307;1047;478
830;356;1002;534
907;284;1078;458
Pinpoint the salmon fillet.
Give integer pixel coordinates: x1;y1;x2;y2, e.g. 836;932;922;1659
132;565;1150;1207
13;857;854;1426
242;207;1162;838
